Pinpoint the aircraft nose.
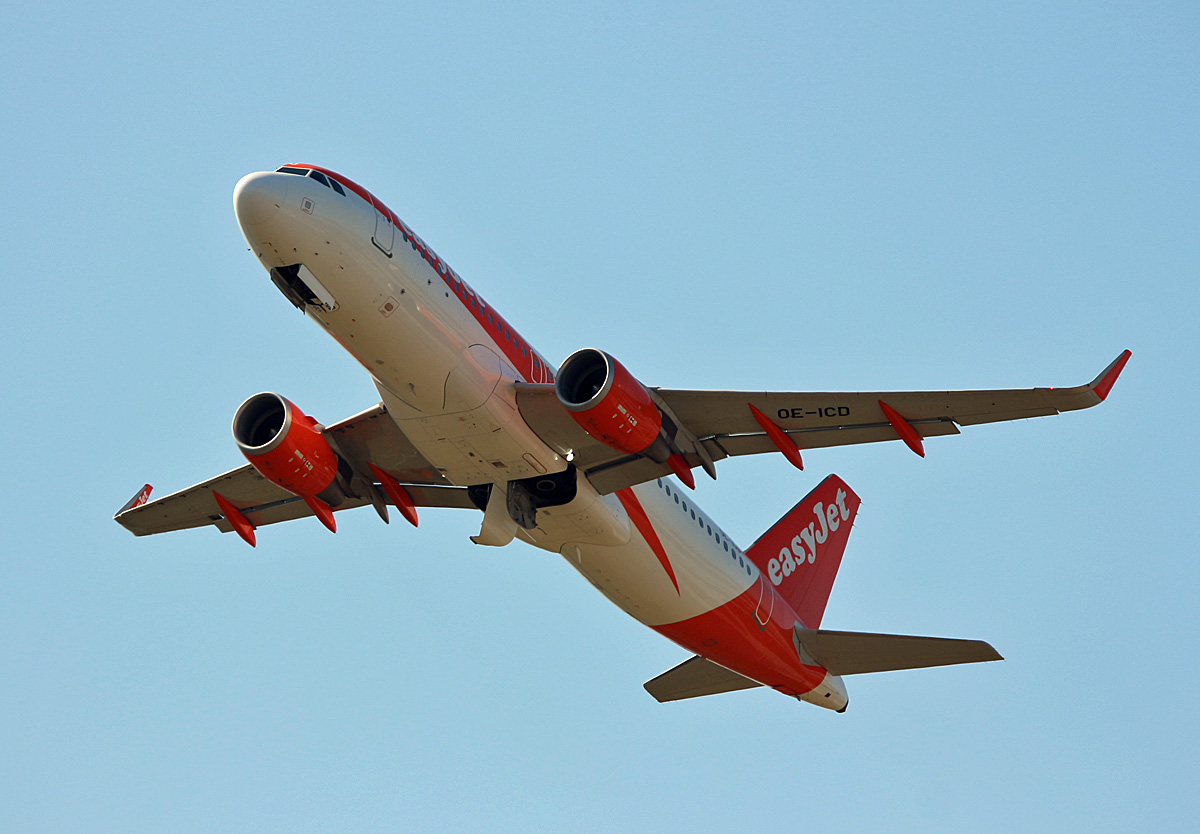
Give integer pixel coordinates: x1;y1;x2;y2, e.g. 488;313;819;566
234;172;289;227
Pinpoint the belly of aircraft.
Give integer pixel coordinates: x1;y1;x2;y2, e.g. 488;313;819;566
243;184;760;628
542;482;756;627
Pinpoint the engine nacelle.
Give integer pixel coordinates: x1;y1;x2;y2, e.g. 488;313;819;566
555;349;668;458
232;393;342;499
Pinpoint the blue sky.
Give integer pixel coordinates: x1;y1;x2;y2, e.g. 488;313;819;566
2;2;1197;831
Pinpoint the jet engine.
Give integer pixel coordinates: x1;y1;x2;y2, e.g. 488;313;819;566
555;348;709;488
554;349;671;458
232;392;347;504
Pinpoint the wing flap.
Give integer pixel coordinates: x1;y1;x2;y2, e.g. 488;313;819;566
208;484;476;534
659;385;1090;440
643;655;763;702
714;418;961;457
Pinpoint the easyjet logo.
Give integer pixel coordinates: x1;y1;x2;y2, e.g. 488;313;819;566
767;488;852;586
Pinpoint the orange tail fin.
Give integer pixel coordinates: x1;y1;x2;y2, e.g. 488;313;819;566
745;475;861;628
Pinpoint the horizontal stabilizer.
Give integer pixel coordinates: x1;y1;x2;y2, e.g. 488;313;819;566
644;656;763;702
794;628;1002;676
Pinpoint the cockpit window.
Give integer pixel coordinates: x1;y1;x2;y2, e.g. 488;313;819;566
275;166;347;196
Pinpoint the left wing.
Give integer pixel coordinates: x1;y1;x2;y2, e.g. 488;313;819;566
115;403;474;537
515;350;1131;494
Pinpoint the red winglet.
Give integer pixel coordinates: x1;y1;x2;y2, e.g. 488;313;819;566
666;453;696;490
116;484;154;515
1090;349;1132;402
878;400;925;457
303;494;337;533
213;491;257;547
749;403;804;471
369;463;419;527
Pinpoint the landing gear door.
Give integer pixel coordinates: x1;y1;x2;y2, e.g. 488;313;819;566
372;206;395;256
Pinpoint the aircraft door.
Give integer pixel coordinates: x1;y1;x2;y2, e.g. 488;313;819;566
372;206;395;256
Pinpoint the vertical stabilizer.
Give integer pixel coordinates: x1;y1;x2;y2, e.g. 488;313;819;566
745;475;860;628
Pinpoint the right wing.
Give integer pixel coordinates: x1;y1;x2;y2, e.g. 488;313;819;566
516;350;1131;494
115;403;474;537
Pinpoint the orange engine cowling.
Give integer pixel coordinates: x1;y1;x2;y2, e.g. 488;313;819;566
232;393;342;498
555;349;669;458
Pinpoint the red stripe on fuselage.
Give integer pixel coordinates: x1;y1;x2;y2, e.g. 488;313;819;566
289;164;554;384
653;577;826;696
616;488;680;594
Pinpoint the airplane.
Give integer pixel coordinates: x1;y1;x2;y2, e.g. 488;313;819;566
114;164;1131;712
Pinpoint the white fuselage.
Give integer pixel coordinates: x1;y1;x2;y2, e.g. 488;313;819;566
234;169;758;629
